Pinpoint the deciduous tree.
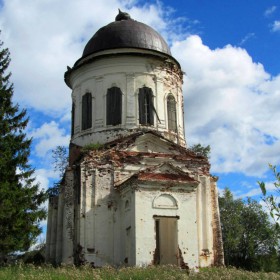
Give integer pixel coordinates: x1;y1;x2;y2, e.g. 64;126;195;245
47;145;68;197
258;164;280;229
219;188;279;271
52;145;68;178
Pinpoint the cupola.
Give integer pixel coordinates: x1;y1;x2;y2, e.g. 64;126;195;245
82;9;171;58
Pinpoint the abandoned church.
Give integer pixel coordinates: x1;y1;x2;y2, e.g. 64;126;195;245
45;10;224;268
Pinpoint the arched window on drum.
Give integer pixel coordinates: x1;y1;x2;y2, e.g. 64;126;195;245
167;94;177;132
138;87;154;126
82;92;92;130
106;87;122;126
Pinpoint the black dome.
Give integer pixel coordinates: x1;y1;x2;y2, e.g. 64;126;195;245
82;14;171;57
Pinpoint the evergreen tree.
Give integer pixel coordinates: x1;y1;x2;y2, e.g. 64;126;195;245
0;35;47;262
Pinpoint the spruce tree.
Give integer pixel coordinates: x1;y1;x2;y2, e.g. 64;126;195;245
0;35;47;262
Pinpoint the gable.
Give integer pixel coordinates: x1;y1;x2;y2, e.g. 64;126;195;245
125;133;181;155
116;162;199;191
137;162;198;183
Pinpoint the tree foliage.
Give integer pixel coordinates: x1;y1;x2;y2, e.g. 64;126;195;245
52;145;68;178
47;146;69;197
0;35;47;262
258;164;280;229
189;143;210;158
219;188;279;272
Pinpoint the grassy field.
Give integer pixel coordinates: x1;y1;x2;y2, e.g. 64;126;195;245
0;265;279;280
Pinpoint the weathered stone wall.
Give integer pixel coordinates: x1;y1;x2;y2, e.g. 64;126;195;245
69;52;185;147
196;176;214;267
44;14;226;268
46;132;224;267
210;176;224;266
133;187;199;267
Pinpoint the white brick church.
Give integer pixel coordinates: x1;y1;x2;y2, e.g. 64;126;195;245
45;10;224;268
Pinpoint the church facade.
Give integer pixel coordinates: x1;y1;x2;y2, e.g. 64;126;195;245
45;10;224;268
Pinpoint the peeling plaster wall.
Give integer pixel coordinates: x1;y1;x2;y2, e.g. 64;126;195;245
210;177;224;266
46;40;223;267
74;162;137;267
46;169;75;265
63;169;75;264
119;188;136;265
133;188;199;267
196;176;214;267
69;52;185;147
44;15;225;268
46;133;223;268
79;164;117;266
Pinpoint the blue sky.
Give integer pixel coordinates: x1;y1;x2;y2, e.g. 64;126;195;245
176;0;280;76
0;0;279;239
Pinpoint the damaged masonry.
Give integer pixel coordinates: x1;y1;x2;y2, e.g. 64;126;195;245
45;10;224;268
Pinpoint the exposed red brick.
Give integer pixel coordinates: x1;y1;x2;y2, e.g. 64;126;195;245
138;172;197;182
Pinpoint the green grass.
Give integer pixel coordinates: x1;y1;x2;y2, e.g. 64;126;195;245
0;265;279;280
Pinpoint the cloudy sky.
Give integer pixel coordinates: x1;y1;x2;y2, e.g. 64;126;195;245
0;0;279;235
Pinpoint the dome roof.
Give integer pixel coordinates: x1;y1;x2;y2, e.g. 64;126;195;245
82;10;171;58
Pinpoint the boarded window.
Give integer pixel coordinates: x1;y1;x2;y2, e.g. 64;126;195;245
139;87;154;125
82;92;92;130
106;87;122;125
71;102;75;136
167;94;177;132
155;217;178;265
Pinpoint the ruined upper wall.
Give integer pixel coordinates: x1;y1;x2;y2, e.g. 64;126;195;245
68;53;185;147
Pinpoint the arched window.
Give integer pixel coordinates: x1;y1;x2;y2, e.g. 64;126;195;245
167;94;177;132
82;92;92;130
139;87;154;125
106;87;122;125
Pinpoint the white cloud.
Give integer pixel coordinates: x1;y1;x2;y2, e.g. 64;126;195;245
264;6;277;17
172;35;280;176
0;0;188;116
31;121;69;158
1;0;280;179
34;168;59;191
236;186;262;199
227;179;279;199
272;20;280;32
0;0;136;114
239;33;255;46
1;0;280;243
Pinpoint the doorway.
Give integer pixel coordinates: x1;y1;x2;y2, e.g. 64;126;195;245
155;216;178;265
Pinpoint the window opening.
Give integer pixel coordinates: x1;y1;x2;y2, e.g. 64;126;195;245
139;87;154;125
167;94;177;132
106;87;122;125
82;92;92;130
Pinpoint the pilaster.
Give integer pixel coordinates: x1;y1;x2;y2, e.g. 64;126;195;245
126;73;136;127
62;168;75;264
